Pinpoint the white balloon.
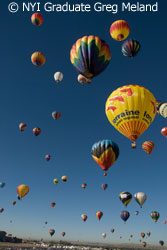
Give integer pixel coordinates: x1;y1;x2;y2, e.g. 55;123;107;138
77;74;91;84
54;72;63;82
159;103;167;118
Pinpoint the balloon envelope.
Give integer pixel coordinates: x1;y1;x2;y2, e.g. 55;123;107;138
31;51;46;66
54;72;63;82
110;20;130;41
31;13;43;26
142;141;154;154
122;39;141;57
120;210;130;222
134;192;147;207
17;184;29;199
119;191;132;206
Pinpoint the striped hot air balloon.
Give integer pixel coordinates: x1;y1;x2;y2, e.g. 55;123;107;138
31;13;44;26
122;39;141;57
142;141;154;154
31;51;46;66
110;20;130;41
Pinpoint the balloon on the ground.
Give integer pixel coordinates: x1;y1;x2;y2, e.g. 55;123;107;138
106;85;156;148
120;210;130;222
17;184;29;199
134;192;147;207
70;35;111;79
150;211;160;222
77;74;91;85
54;72;63;82
110;20;130;41
119;191;132;206
122;39;141;57
91;139;119;172
33;127;41;136
142;141;154;154
161;127;167;137
19;122;27;132
31;51;46;66
31;13;43;26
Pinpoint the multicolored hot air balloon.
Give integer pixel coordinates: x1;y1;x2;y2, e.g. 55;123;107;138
142;242;147;247
119;192;132;206
31;51;46;66
150;211;160;222
96;211;103;221
134;192;147;208
110;20;130;41
77;74;91;85
120;210;130;222
81;183;87;189
31;13;44;26
17;184;29;199
52;111;61;120
122;39;141;57
81;214;88;222
141;232;145;238
161;127;167;137
61;176;68;182
91;140;119;173
106;85;156;148
19;122;27;132
142;141;154;154
70;35;111;79
101;184;108;190
45;154;51;161
32;127;41;136
49;229;55;237
54;72;63;82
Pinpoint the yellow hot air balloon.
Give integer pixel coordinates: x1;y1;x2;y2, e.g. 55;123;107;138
17;184;29;199
105;85;156;148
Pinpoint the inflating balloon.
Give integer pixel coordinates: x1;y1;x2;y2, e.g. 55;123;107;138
110;20;130;41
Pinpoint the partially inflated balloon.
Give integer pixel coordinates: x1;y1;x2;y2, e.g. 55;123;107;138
91;140;119;172
142;242;147;247
150;211;160;222
31;13;43;26
161;127;167;137
142;141;154;154
17;184;29;199
119;191;132;206
110;20;130;41
134;192;147;207
111;229;115;233
120;210;130;222
106;85;156;147
31;51;46;66
122;39;141;57
96;211;103;221
70;35;111;79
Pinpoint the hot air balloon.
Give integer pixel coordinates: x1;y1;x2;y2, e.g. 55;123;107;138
77;74;91;85
31;13;43;26
159;103;167;118
70;35;111;79
17;184;29;199
142;242;147;247
32;127;41;136
50;202;56;208
61;232;66;237
110;20;130;41
103;172;107;177
96;211;103;221
91;140;119;172
31;51;46;66
122;39;141;57
119;191;132;206
102;233;106;239
111;228;115;233
81;183;87;189
150;211;160;222
49;229;55;237
135;211;139;215
106;85;156;148
0;182;5;188
134;192;147;208
120;210;130;222
61;176;68;182
0;208;4;213
161;127;167;137
12;201;16;206
19;122;27;132
142;141;154;154
159;240;164;246
81;214;88;222
45;221;48;225
141;232;145;238
54;72;63;82
147;232;151;237
101;184;108;190
52;111;61;120
45;154;51;161
53;178;59;184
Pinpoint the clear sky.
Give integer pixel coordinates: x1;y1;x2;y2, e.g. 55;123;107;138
0;0;167;246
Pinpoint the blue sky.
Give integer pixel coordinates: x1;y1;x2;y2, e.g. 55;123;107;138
0;0;167;245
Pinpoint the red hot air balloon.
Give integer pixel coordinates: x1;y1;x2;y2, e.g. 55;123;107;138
142;141;154;154
31;13;44;26
161;127;167;137
32;127;41;136
81;214;88;222
96;211;103;221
